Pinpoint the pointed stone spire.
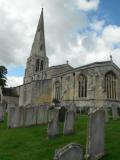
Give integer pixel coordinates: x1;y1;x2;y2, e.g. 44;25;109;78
30;8;46;57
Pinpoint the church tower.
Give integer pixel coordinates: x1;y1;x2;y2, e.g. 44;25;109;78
24;8;49;84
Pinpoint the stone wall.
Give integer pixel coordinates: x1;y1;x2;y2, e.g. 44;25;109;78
52;62;120;108
19;79;52;106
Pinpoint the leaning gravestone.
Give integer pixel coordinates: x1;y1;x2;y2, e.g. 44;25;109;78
112;106;119;120
0;104;4;122
86;108;105;160
54;143;83;160
63;111;75;135
48;109;59;138
8;106;19;128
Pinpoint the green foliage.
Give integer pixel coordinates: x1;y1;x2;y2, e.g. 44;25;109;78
0;115;120;160
0;66;7;88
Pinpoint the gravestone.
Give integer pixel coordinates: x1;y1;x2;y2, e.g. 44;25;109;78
19;106;25;127
54;143;83;160
112;106;119;120
0;104;4;122
59;106;66;122
104;107;109;123
37;106;45;124
24;106;34;126
43;106;48;124
48;109;54;121
63;111;75;135
8;106;19;128
86;109;105;160
48;109;59;138
32;106;37;125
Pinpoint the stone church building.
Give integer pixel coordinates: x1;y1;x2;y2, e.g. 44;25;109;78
1;9;120;109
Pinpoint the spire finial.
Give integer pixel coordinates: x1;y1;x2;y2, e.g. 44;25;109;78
66;60;69;64
110;54;113;62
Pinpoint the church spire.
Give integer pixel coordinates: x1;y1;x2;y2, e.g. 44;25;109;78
30;8;46;57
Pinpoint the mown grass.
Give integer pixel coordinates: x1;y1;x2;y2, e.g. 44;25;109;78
0;115;120;160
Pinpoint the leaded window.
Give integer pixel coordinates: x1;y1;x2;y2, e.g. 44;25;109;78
78;74;87;98
105;71;117;99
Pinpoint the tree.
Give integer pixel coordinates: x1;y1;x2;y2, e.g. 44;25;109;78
0;66;7;88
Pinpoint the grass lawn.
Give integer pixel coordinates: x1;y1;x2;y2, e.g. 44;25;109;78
0;115;120;160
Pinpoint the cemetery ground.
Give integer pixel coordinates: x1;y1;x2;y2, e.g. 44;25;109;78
0;115;120;160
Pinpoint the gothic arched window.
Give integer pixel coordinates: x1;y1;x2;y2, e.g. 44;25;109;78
105;71;117;99
40;60;44;71
78;74;87;98
55;81;61;101
36;59;40;72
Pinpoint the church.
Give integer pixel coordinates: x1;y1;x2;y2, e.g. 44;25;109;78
1;9;120;109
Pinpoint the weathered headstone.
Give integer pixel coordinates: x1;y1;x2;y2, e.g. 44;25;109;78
48;109;54;121
37;106;45;124
112;106;119;120
54;143;83;160
32;106;37;125
48;109;59;138
43;106;48;124
0;104;4;122
63;111;75;135
86;109;105;160
8;106;19;128
19;106;25;127
59;106;66;122
25;107;34;126
104;107;109;123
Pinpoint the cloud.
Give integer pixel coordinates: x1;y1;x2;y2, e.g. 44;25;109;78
90;19;105;31
1;0;120;88
7;76;23;87
77;0;100;11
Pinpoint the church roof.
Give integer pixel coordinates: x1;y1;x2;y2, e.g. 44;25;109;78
2;88;18;97
49;63;73;69
52;60;120;77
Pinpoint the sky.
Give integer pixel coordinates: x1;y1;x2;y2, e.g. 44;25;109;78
0;0;120;87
